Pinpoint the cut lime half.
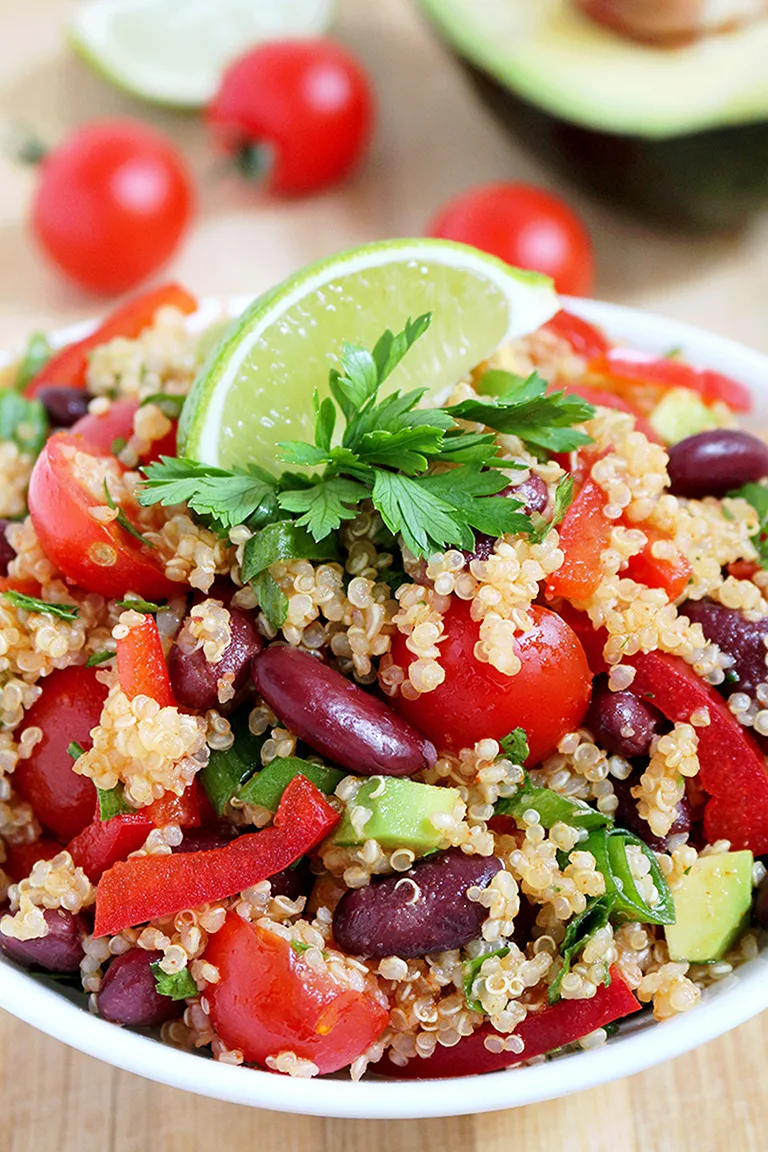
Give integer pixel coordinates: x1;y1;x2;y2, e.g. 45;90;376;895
70;0;334;108
179;239;560;473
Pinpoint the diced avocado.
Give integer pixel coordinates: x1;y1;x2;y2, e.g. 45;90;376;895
649;389;720;446
665;851;753;963
333;777;461;855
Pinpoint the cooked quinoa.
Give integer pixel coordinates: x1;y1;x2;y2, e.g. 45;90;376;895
1;283;767;1086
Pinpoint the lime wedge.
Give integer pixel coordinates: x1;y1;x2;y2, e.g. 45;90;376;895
179;239;560;473
70;0;334;108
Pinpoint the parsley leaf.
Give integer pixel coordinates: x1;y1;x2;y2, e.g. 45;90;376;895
499;728;530;764
241;520;340;583
463;947;510;1013
446;371;595;454
278;477;369;540
15;332;52;391
97;786;132;821
139;457;280;534
151;963;198;1001
86;649;114;667
114;598;161;614
372;471;470;556
548;896;615;1004
253;571;288;630
68;741;85;760
3;591;79;619
729;482;768;567
0;391;49;457
139;393;185;419
103;481;154;548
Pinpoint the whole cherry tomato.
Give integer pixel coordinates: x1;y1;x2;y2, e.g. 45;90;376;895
14;666;108;842
208;40;374;196
28;432;178;600
205;914;389;1074
389;599;592;764
427;183;594;297
31;120;194;295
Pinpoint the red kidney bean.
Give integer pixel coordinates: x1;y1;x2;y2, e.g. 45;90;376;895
252;645;436;777
169;606;263;712
611;773;692;852
0;905;86;972
172;826;239;853
667;430;768;499
0;520;15;577
464;476;549;564
37;385;90;429
97;949;182;1026
269;858;313;902
587;678;661;758
332;849;502;958
680;598;768;697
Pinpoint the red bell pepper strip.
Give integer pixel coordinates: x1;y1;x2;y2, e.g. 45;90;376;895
378;967;640;1079
68;812;155;883
546;477;613;603
93;775;339;936
544;310;610;361
25;284;197;398
3;838;62;881
592;350;752;414
117;614;175;708
628;650;768;853
625;526;693;601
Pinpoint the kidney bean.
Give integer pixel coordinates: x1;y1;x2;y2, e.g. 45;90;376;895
97;949;182;1026
587;677;661;758
0;905;86;972
753;874;768;930
0;520;15;577
36;385;90;429
172;826;239;853
269;858;313;902
612;773;692;852
169;606;263;712
667;430;768;499
332;849;502;958
680;598;768;697
252;645;436;777
464;476;549;564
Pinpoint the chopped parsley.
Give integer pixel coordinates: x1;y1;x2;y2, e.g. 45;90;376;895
138;315;593;559
729;482;768;567
97;786;132;821
0;391;49;458
151;963;198;1001
67;741;85;760
114;598;162;614
499;728;529;765
3;591;79;619
86;649;115;667
103;480;155;548
15;331;52;390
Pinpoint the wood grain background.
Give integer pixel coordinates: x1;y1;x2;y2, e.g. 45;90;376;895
2;0;768;1147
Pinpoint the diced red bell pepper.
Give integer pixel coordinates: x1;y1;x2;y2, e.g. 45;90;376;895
117;613;175;708
93;775;340;936
378;967;640;1079
3;838;62;881
554;604;610;676
68;812;155;883
593;350;751;414
625;526;693;601
546;477;613;603
145;781;201;828
544;310;610;361
628;650;768;852
25;284;197;398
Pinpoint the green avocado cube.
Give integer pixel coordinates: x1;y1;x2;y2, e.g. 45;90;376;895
665;850;753;963
649;388;719;446
332;777;461;855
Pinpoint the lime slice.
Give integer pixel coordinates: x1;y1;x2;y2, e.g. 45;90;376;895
70;0;334;108
179;238;560;473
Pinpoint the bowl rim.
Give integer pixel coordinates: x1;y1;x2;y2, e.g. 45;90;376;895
2;293;768;1118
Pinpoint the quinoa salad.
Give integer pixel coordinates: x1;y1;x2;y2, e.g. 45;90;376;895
2;274;768;1083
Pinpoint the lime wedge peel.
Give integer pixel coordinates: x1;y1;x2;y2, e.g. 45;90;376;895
70;0;335;108
179;238;560;473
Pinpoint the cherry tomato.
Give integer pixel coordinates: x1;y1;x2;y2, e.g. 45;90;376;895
208;40;374;196
427;183;594;297
3;838;61;881
70;399;177;464
389;599;592;764
205;914;389;1074
28;432;178;600
32;120;194;295
14;667;108;842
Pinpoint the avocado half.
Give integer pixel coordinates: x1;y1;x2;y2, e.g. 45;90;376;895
415;0;768;230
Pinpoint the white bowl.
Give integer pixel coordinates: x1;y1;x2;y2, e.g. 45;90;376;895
2;294;768;1119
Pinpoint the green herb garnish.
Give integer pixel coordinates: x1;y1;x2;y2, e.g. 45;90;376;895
151;964;198;1001
241;520;340;583
15;332;52;390
3;591;79;619
86;649;115;667
97;785;132;821
548;896;616;1004
103;480;155;548
728;482;768;567
252;571;289;630
114;598;161;614
68;741;85;760
499;728;529;765
0;391;49;457
140;392;185;418
139;457;280;535
463;947;510;1013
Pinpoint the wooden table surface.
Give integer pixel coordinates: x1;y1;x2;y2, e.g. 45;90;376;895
2;1;768;1148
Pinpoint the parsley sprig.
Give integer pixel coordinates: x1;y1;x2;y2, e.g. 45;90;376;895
138;314;592;560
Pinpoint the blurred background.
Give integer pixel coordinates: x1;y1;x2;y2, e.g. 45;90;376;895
0;0;767;352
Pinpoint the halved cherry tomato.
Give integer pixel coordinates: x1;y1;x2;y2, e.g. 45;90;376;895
3;838;61;881
554;383;660;444
625;526;692;601
728;560;761;582
25;284;197;397
390;599;592;764
27;432;177;600
546;477;613;603
592;350;751;414
14;666;108;842
205;913;389;1075
71;399;177;465
544;310;610;360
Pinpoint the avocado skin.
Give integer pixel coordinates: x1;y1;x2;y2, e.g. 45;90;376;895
461;61;768;232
